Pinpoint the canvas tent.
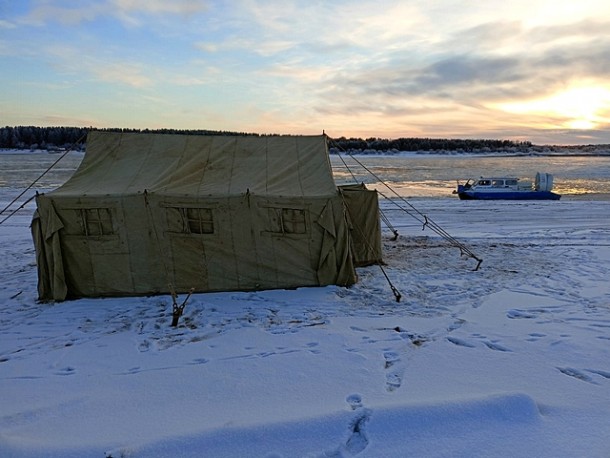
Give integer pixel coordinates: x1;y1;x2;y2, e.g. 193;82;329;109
32;131;382;301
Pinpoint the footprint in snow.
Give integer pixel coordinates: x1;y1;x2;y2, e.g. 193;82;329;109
324;395;370;456
138;340;151;352
507;309;536;319
306;341;321;354
447;337;476;348
345;409;371;455
483;341;512;352
54;366;76;376
383;351;404;392
447;318;466;332
383;351;399;369
526;332;546;342
586;369;610;380
557;367;596;384
346;394;362;410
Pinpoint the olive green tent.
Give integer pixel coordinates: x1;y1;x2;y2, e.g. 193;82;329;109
32;131;382;301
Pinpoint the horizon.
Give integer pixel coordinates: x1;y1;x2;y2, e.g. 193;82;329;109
4;125;610;149
2;1;610;145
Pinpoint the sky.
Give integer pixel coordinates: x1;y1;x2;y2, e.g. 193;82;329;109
1;0;610;145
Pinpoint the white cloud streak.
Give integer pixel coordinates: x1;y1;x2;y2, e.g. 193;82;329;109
23;0;209;26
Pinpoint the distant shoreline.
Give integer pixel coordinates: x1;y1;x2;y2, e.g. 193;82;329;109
2;126;609;155
331;149;610;158
2;147;610;158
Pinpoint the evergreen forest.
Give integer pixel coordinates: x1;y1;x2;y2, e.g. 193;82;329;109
0;125;557;154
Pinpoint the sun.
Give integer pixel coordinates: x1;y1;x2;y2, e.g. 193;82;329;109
497;85;610;130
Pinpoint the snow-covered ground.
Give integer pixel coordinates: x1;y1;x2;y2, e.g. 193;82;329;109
1;193;609;457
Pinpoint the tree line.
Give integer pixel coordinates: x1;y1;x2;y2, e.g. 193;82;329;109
0;126;257;151
1;125;532;152
329;136;532;153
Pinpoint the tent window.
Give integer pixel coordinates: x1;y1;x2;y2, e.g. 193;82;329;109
79;208;113;236
183;208;214;234
282;208;307;234
267;208;307;234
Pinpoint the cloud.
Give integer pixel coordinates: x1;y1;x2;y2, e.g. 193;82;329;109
310;17;610;110
25;1;105;26
195;42;219;53
270;13;610;141
0;19;17;29
414;56;521;91
41;44;153;88
39;113;99;126
92;61;153;87
111;0;209;27
111;0;208;15
23;0;209;26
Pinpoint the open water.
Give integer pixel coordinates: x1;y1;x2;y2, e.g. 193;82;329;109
1;150;610;200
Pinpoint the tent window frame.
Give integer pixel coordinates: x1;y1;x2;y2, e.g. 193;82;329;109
165;206;215;235
78;208;114;236
280;208;307;234
263;206;309;236
183;207;214;234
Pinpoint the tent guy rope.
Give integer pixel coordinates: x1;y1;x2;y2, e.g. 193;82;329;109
0;134;87;226
328;136;483;271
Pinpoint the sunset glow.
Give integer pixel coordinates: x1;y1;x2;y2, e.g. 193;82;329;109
497;85;610;131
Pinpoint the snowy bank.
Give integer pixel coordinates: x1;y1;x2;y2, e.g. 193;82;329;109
1;195;610;457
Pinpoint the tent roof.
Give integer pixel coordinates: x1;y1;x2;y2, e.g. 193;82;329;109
51;131;338;197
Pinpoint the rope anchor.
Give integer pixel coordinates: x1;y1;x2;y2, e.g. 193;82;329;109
422;215;429;231
391;285;402;303
169;285;195;327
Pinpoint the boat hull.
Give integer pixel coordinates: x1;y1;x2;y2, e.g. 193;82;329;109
457;189;561;200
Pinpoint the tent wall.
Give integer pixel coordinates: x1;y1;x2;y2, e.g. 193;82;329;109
339;184;383;266
33;192;357;300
